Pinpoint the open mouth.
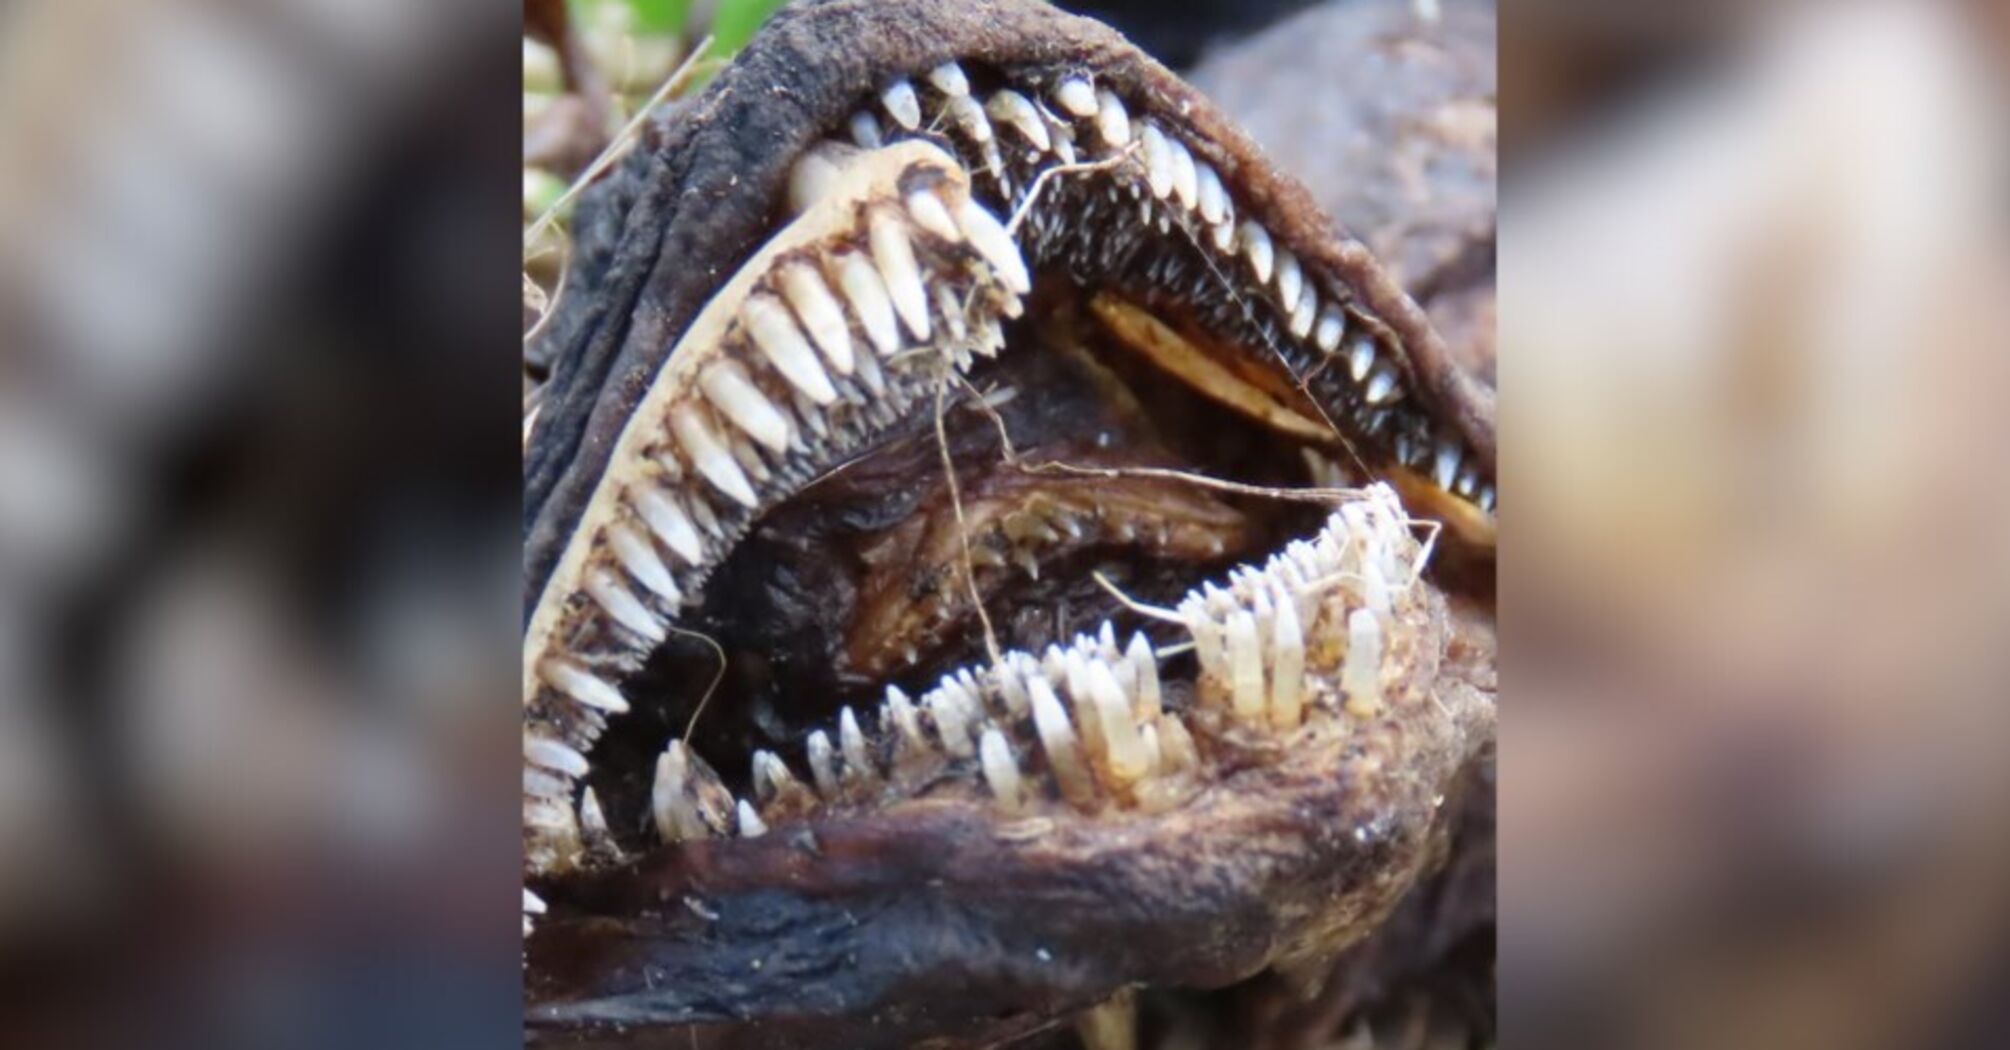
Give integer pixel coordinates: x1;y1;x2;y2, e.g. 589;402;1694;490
522;1;1495;1045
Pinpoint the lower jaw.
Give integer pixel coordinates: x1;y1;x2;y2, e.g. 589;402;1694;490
525;483;1497;1040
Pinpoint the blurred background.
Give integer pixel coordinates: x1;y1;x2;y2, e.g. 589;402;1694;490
4;0;2009;1047
0;0;522;1046
1501;1;2010;1049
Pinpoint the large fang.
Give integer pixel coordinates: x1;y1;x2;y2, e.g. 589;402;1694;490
669;403;758;508
1053;77;1097;118
608;521;680;603
1343;609;1385;717
881;79;921;129
1138;123;1174;199
1029;674;1095;806
1268;589;1305;730
869;207;931;340
833;250;902;357
744;292;838;405
699;360;792;454
979;728;1024;811
585;568;665;642
634;483;705;565
1094;88;1131;146
778;262;856;375
954;198;1031;294
541;657;630;714
1226;609;1265;725
987;89;1051;151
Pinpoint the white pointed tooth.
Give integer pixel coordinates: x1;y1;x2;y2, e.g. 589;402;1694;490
869;208;932;340
943;94;993;143
633;483;705;565
1478;484;1497;513
651;743;686;841
729;434;770;483
1363;367;1400;406
745;292;838;405
1433;439;1461;490
587;567;666;642
1209;219;1235;254
1185;604;1225;682
985;90;1051;151
1028;675;1095;805
1347;335;1377;381
1126;634;1161;719
787;140;861;214
1239;221;1274;284
1090;88;1131;146
541;658;630;715
1315;306;1347;353
776;264;856;377
1138;123;1174;199
669;404;758;508
1195;161;1226;224
1158;716;1199;774
1225;610;1265;725
934;284;967;342
1049;119;1078;163
1289;286;1317;338
1269;591;1305;730
927;61;969;96
1098;621;1118;658
832;250;902;357
954;197;1031;294
698;361;792;454
608;522;679;603
1167;137;1199;210
925;692;974;757
524;888;547;916
882;79;921;129
884;685;925;749
751;750;781;800
979;728;1024;810
905;189;962;244
525;735;589;777
1087;662;1148;783
736;799;768;837
1343;609;1385;716
839;706;873;779
806;731;839;797
1455;465;1480;497
1275;249;1303;312
525;765;567;799
995;662;1030;716
849;110;884;148
1054;77;1097;117
1358;551;1390;607
687;493;723;537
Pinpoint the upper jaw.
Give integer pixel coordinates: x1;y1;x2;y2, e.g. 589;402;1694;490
523;0;1493;619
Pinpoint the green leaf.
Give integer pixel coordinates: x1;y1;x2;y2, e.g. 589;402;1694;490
708;0;789;57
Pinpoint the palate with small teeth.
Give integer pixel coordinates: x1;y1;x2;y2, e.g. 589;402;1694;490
521;1;1496;1046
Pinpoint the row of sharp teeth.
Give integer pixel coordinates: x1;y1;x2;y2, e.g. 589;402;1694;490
522;154;1037;849
629;485;1424;846
846;63;1492;514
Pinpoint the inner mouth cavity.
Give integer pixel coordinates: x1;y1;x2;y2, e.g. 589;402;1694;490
524;61;1484;883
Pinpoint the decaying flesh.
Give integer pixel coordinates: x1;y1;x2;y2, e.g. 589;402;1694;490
522;1;1497;1046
